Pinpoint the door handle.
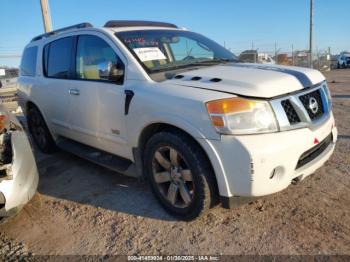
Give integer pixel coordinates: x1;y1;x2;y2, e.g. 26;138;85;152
69;88;80;95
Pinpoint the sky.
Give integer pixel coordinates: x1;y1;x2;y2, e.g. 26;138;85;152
1;0;349;67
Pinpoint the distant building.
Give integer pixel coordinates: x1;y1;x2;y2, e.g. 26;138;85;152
293;50;310;68
276;54;289;65
239;50;275;64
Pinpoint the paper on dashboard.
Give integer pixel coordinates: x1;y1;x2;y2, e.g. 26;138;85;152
133;47;167;62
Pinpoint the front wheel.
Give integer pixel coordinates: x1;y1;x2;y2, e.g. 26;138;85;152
144;131;218;220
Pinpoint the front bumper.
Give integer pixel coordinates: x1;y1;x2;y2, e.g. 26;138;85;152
199;113;337;201
0;130;39;217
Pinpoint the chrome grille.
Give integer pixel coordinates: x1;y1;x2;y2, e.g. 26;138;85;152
269;82;331;131
281;99;300;125
299;89;324;120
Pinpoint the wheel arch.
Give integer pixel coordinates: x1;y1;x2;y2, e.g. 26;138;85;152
25;100;56;140
135;122;220;197
26;100;38;113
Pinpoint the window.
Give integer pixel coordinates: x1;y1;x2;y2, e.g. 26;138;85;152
43;44;49;76
75;35;124;83
20;46;38;76
45;37;73;78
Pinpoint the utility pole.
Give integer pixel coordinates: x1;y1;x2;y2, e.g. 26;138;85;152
292;44;294;66
40;0;53;32
309;0;314;68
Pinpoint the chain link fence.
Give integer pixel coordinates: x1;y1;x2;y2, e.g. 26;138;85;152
237;49;333;72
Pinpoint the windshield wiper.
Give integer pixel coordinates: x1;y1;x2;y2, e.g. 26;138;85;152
149;58;237;74
212;57;238;63
150;62;212;73
188;57;238;65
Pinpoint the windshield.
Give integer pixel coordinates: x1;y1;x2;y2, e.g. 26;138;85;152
116;30;237;78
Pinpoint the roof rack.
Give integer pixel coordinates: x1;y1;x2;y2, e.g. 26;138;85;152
104;20;178;29
31;22;93;42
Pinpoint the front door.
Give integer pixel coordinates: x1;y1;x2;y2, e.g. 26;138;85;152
67;33;128;158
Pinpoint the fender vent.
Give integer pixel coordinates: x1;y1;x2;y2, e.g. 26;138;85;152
210;78;222;82
174;75;184;79
191;76;202;81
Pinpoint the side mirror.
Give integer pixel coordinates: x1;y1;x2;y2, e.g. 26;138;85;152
98;61;124;84
98;61;112;80
110;64;124;84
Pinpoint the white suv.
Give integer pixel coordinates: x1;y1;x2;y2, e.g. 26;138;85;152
18;21;337;219
337;53;350;68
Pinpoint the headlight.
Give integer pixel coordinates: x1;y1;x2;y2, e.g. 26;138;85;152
206;97;278;135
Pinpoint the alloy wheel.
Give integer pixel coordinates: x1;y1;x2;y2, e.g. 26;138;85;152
152;146;194;208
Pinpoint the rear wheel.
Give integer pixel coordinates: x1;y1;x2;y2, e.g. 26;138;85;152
144;131;218;220
27;106;55;153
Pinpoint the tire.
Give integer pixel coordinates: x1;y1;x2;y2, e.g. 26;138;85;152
144;130;218;220
27;106;55;153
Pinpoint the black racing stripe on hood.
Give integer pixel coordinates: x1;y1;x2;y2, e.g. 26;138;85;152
173;80;325;100
228;63;314;88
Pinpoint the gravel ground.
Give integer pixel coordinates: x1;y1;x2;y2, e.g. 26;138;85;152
0;232;33;261
0;69;349;257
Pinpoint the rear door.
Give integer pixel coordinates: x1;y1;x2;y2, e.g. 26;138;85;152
42;36;75;137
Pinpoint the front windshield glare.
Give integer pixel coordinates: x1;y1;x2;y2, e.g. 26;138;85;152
116;30;237;74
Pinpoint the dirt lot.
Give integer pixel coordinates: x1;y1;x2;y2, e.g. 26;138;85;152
0;69;349;256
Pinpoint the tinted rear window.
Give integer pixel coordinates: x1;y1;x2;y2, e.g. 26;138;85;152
45;37;73;78
20;46;38;76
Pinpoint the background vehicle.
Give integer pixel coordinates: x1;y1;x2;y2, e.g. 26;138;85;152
337;53;350;68
0;104;38;223
257;53;275;64
18;21;337;220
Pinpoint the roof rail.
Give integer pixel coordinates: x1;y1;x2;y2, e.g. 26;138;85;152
104;20;178;29
31;22;93;42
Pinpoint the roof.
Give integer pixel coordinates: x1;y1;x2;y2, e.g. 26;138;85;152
104;20;178;29
31;20;180;42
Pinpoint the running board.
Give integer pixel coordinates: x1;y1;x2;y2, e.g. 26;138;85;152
56;138;139;178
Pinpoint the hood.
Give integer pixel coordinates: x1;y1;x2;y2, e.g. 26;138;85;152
165;63;325;98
